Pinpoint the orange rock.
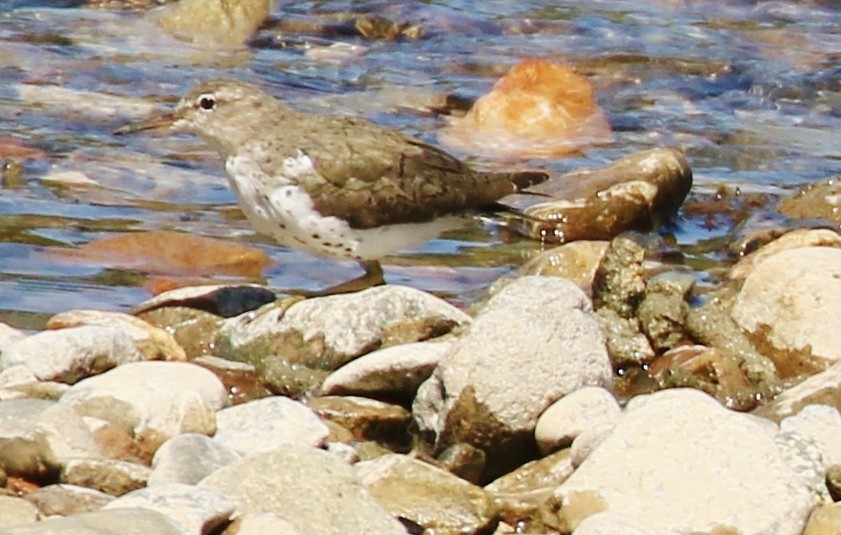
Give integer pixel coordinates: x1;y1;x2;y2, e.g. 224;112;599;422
52;230;270;278
439;59;613;159
0;137;47;159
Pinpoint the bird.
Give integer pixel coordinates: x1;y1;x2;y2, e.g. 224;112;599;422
116;78;548;294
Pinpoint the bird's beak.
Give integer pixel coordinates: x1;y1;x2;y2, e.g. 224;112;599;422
114;113;177;136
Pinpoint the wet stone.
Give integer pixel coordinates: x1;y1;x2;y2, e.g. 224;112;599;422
636;272;693;352
136;306;225;359
133;284;278;319
518;240;609;296
356;453;498;535
778;178;841;226
503;148;692;244
191;355;273;405
435;443;486;484
484;448;574;529
307;396;412;450
728;228;841;280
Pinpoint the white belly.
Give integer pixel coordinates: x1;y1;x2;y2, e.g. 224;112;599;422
225;153;466;261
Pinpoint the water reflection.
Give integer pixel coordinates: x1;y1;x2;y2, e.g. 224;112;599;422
1;0;841;327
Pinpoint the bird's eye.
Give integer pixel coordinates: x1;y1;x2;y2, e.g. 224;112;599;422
198;96;216;111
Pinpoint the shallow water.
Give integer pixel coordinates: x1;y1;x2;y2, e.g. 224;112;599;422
1;0;841;328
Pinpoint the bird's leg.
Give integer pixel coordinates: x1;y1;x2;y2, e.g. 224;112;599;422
286;260;386;297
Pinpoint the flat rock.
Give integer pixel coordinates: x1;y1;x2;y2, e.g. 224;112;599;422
780;404;841;469
484;448;574;527
731;246;841;377
755;363;841;422
46;310;187;362
543;388;813;534
59;361;229;454
104;483;235;534
218;285;471;372
0;496;39;529
414;276;611;480
518;241;609;295
0;323;25;351
2;507;182;534
60;458;151;496
0;326;143;385
0;398;101;479
728;229;841;280
198;444;407;535
502;148;692;243
308;396;411;448
534;386;620;455
224;512;304;535
24;484;113;517
320;341;450;399
356;453;497;535
149;433;241;486
213;396;329;457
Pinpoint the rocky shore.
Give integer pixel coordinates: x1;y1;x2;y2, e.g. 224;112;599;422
0;147;841;534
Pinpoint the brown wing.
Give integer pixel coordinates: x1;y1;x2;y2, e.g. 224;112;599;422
294;116;521;229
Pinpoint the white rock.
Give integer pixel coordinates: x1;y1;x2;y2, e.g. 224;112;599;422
2;507;182;534
0;323;25;351
546;388;813;534
731;247;841;373
534;386;620;455
572;512;661;535
220;285;471;369
229;512;304;535
570;422;616;468
320;341;450;397
781;405;841;469
61;459;151;497
0;496;39;529
413;276;611;477
199;444;407;535
149;433;241;486
0;326;143;384
0;398;101;479
105;483;235;535
213;396;329;457
59;361;228;454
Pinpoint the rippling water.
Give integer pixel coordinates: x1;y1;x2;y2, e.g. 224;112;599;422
1;0;841;328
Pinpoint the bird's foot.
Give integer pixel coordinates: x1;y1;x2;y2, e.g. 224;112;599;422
284;260;385;298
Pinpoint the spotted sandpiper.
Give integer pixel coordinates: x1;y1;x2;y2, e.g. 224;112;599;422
117;79;547;293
